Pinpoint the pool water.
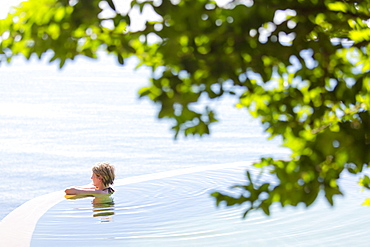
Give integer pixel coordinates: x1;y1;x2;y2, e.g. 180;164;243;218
30;163;370;247
30;164;247;246
64;194;115;220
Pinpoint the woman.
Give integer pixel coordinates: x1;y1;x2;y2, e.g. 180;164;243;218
65;162;115;195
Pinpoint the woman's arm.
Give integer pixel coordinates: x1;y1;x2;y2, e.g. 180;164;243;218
64;186;107;195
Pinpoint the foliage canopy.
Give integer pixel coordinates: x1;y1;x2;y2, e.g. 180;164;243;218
1;0;370;217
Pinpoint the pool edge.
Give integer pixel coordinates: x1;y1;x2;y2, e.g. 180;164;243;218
0;191;65;247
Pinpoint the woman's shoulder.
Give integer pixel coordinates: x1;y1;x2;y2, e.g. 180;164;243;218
103;187;115;194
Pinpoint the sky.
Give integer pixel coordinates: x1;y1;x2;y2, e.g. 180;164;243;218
0;0;161;32
0;0;234;20
0;0;291;44
0;0;22;19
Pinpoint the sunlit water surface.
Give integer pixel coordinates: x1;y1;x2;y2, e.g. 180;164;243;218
0;54;286;219
31;165;370;247
1;54;370;246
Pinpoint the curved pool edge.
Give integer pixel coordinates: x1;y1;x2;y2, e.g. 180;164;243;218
0;190;65;247
0;161;251;247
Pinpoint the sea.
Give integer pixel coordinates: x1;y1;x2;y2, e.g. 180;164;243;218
0;52;285;216
1;54;370;246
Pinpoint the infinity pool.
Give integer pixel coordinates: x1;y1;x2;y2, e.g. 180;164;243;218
26;162;370;246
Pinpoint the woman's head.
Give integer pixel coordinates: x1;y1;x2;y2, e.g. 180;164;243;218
92;162;115;187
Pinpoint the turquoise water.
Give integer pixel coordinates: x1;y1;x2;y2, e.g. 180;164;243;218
0;54;287;220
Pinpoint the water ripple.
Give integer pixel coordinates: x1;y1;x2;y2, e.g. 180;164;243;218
30;165;370;247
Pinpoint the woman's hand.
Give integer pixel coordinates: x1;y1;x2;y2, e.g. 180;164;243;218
64;187;79;195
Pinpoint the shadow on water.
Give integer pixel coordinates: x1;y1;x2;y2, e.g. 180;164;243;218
64;194;115;223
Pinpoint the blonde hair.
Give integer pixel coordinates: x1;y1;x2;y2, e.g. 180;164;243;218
92;162;115;187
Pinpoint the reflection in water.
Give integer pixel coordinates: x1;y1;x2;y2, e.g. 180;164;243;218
92;196;115;222
65;194;115;223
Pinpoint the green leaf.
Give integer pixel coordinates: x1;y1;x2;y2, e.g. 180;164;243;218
359;175;370;190
117;54;124;65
